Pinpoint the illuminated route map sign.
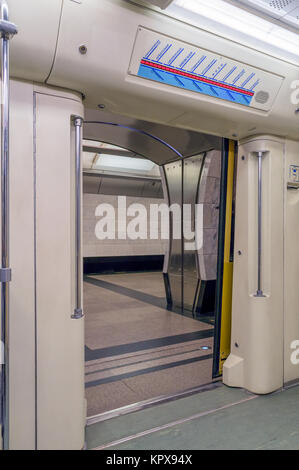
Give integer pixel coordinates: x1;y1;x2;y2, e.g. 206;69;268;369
129;27;283;110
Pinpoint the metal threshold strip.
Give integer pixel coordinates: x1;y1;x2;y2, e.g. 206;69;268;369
92;393;259;450
86;380;221;426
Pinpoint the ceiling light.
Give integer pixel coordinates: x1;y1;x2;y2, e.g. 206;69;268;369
165;0;299;63
235;0;299;28
95;154;155;171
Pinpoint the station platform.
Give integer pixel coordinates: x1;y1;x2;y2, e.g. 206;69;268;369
84;272;214;416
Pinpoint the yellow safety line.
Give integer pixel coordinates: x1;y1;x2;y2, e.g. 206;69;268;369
219;140;235;375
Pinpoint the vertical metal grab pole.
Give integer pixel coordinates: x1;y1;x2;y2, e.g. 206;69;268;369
0;1;17;450
72;117;84;319
255;151;265;298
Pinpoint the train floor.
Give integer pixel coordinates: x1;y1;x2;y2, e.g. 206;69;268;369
84;271;215;418
86;382;299;450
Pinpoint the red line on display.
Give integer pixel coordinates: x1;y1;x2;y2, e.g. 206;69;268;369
140;59;254;97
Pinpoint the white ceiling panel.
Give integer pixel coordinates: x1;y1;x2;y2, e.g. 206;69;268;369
235;0;299;29
142;0;174;9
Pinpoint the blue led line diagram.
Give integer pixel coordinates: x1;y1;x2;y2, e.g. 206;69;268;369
168;48;184;65
156;44;172;62
179;51;195;69
190;55;206;73
223;66;237;82
202;59;217;76
144;40;161;59
232;69;245;85
250;80;260;90
138;40;260;107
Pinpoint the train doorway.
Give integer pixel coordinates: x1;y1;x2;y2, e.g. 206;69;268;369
81;110;236;420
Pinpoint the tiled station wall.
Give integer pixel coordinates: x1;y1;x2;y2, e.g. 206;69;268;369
83;194;168;258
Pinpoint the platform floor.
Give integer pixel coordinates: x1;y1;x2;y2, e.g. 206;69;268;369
86;383;299;450
84;272;214;417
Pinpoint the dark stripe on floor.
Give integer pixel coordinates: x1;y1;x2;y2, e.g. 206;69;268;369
85;346;211;376
86;342;209;368
85;329;214;361
84;275;167;310
85;353;213;388
198;316;215;326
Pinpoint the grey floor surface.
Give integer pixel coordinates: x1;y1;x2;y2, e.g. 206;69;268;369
86;383;299;450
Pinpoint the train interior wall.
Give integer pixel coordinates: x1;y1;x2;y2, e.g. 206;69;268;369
5;79;299;450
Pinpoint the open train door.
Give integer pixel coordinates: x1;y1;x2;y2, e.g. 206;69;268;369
213;139;237;378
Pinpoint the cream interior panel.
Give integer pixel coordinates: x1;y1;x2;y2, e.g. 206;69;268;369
9;0;62;82
9;80;35;450
4;0;299;140
284;139;299;384
35;90;85;450
43;0;299;140
223;136;284;394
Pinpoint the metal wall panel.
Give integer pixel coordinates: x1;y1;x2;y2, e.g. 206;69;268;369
163;149;222;313
83;174;163;198
83;109;222;166
163;160;183;309
83;175;100;194
183;155;205;311
197;150;222;282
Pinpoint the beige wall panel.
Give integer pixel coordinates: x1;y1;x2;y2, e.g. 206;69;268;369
224;136;284;394
9;0;63;82
8;80;35;449
46;0;299;140
284;139;299;384
35;90;85;450
6;0;299;140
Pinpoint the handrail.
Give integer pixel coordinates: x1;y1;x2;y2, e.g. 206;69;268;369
0;0;17;450
255;151;266;298
72;117;84;319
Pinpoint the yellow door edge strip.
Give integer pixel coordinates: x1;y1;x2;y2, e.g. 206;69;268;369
219;140;235;375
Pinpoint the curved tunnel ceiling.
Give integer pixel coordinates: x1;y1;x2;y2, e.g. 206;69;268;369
83;108;222;166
